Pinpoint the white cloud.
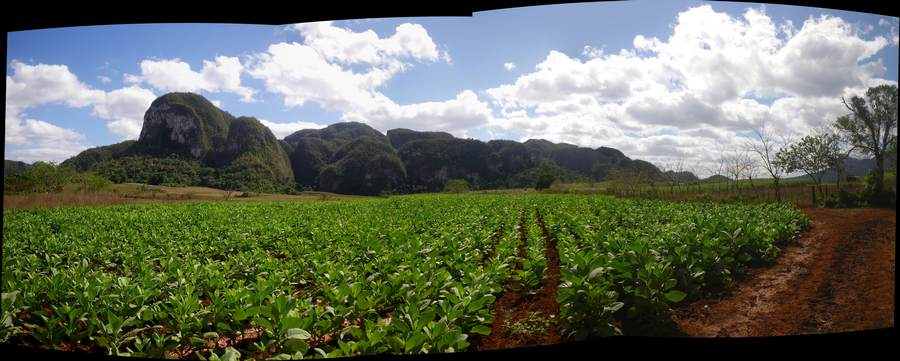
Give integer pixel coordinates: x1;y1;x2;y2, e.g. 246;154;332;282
288;21;443;66
345;90;494;137
6;61;105;115
251;21;490;136
259;119;326;139
6;61;159;161
484;5;894;177
880;17;900;46
5;116;88;162
503;62;516;71
91;86;157;139
127;56;256;102
98;75;112;84
211;100;224;108
582;45;604;59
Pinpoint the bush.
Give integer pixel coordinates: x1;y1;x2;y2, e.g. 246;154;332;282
864;188;897;209
535;173;556;190
443;179;471;193
73;172;113;192
3;162;76;194
821;189;865;208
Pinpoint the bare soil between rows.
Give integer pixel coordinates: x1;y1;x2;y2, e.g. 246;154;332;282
476;210;562;350
672;207;895;336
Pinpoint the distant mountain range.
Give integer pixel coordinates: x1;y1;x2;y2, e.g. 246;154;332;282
25;92;677;195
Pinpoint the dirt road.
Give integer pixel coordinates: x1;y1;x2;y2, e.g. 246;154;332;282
673;208;895;336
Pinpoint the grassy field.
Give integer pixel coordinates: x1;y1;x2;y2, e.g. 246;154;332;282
2;183;367;211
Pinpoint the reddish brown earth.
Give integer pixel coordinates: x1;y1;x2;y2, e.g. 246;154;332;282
672;208;895;336
477;210;561;350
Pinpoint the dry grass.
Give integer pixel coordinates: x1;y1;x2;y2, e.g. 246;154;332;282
3;183;367;211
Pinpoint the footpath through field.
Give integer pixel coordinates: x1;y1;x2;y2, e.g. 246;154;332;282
672;208;896;336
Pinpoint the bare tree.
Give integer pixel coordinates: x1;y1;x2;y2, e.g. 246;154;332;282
742;156;759;189
658;157;686;195
746;122;788;200
724;149;750;191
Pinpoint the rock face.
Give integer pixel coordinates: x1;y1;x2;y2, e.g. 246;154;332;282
65;92;295;192
135;93;232;159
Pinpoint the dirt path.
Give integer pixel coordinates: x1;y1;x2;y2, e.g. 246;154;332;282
477;209;561;349
673;208;895;336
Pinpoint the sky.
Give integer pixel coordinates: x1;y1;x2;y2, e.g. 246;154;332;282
6;1;900;177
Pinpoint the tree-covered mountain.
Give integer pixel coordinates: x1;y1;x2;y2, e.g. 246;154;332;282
63;92;678;195
4;160;32;178
63;92;294;193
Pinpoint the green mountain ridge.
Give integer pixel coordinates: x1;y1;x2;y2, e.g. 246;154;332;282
59;92;690;195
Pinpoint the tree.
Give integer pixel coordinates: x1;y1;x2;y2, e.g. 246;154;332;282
535;172;556;190
745;122;791;201
723;150;750;191
775;132;844;196
834;84;898;195
443;179;471;193
658;157;686;194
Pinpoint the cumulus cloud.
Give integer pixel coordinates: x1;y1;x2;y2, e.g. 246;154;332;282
5;116;89;162
126;56;256;102
582;45;604;59
344;90;494;137
251;21;489;135
92;86;157;139
6;61;158;161
6;61;105;115
503;62;516;71
485;5;894;176
288;21;443;66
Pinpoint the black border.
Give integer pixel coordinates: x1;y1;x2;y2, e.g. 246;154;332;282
2;0;897;359
3;1;898;32
1;328;897;360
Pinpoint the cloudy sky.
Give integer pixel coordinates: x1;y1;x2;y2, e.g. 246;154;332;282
6;1;899;176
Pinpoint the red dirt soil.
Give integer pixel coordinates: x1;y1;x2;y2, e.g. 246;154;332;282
477;210;562;350
672;208;895;336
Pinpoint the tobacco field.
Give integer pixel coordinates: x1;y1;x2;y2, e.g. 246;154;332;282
1;194;809;359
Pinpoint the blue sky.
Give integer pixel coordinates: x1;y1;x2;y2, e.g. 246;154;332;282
6;1;899;174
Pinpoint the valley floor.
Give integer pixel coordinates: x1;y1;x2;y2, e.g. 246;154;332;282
671;207;895;336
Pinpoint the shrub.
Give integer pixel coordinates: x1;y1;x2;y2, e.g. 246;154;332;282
3;162;76;194
821;189;865;208
73;172;113;192
443;179;471;193
535;173;556;190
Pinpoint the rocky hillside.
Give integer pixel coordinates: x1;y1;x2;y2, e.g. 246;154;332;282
286;123;667;194
63;92;678;195
63;93;294;193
